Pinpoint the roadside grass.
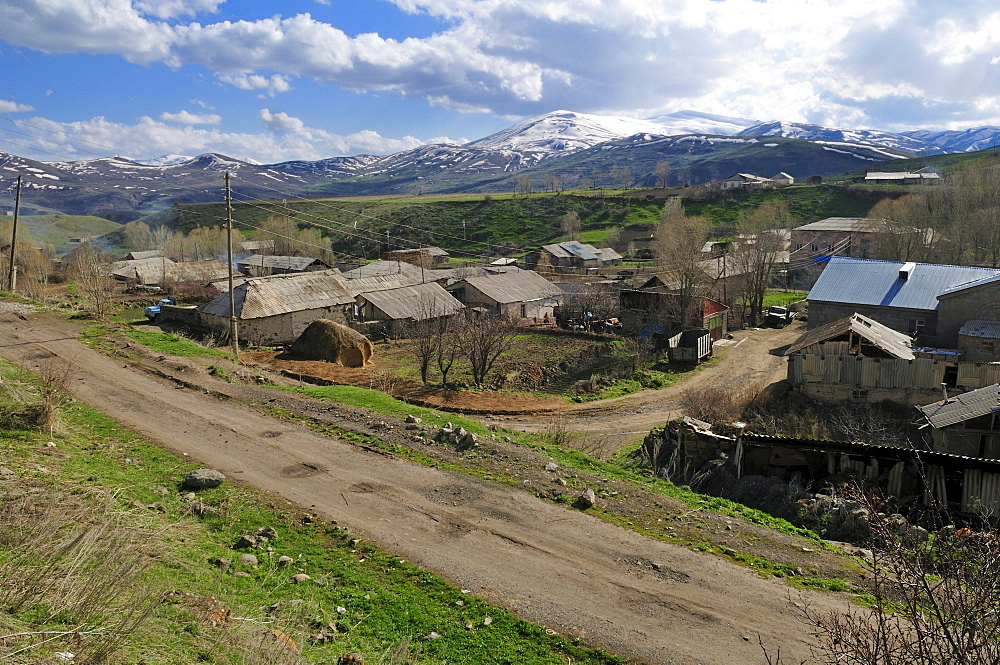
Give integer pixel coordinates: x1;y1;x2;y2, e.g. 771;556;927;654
80;322;232;361
0;359;625;665
266;383;869;593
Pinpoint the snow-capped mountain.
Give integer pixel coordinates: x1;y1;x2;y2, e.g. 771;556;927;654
467;110;683;152
645;110;759;136
736;121;938;154
901;127;1000;153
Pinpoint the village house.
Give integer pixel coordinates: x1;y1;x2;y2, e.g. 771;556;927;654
917;384;1000;460
770;172;795;186
236;254;331;277
619;287;728;340
446;269;563;321
341;259;429;281
805;257;1000;347
196;270;356;346
786;311;1000;406
354;281;464;336
791;217;882;260
720;173;772;190
864;167;943;185
525;241;622;274
959;320;1000;363
384;246;450;268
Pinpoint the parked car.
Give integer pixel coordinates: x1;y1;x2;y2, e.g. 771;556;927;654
144;298;175;321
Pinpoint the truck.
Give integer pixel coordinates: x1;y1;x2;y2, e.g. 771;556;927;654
144;298;175;321
764;305;795;328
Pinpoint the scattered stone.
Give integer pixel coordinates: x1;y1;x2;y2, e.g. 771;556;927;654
233;571;252;578
337;653;364;665
723;548;736;557
182;468;226;490
0;467;15;478
278;555;294;566
405;415;422;424
152;486;169;495
554;477;567;486
180;492;197;503
801;547;815;553
336;606;347;614
209;557;231;570
289;573;311;584
576;488;597;509
424;631;441;640
45;441;56;448
544;462;559;472
234;534;263;550
238;553;259;567
483;617;492;626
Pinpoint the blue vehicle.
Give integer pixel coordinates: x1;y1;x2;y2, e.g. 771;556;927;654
144;298;175;321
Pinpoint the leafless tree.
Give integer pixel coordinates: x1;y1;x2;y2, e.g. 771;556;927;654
798;487;1000;665
729;200;791;327
544;172;561;192
67;241;116;319
454;309;519;386
654;160;672;189
560;211;581;241
121;220;155;252
651;199;712;329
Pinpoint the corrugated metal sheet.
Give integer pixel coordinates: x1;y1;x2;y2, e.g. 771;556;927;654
962;469;1000;514
456;270;562;305
359;282;463;320
793;217;876;233
807;257;999;311
342;260;427;280
786;312;915;359
200;270;354;318
341;273;425;297
237;255;323;271
917;384;1000;429
960;319;1000;340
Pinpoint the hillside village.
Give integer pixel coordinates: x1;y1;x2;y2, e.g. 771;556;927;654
4;156;1000;663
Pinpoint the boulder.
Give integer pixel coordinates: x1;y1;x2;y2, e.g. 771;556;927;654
577;488;597;509
182;468;226;490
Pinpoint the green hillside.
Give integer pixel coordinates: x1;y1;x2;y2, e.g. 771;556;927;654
5;214;120;254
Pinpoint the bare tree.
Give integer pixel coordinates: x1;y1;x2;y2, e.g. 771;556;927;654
67;241;116;319
544;172;561;192
121;220;154;252
800;488;1000;665
654;160;672;189
454;309;519;386
729;201;791;327
651;199;712;329
560;211;581;241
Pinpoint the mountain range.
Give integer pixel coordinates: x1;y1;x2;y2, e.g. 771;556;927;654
2;110;998;217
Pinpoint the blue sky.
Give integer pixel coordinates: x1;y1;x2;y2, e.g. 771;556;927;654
2;0;1000;163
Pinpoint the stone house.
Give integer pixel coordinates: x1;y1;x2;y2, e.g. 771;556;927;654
526;242;623;274
446;269;563;321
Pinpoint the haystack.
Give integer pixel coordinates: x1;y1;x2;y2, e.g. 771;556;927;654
289;320;374;368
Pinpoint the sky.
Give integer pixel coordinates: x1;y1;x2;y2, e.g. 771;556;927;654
1;0;1000;164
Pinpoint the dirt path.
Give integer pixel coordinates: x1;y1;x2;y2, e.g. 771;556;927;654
0;313;839;664
483;323;804;452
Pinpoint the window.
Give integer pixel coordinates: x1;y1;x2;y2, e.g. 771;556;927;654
908;319;925;335
795;243;804;251
851;389;869;401
810;243;819;252
520;303;527;318
983;340;995;353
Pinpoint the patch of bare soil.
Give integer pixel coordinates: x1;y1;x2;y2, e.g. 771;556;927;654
244;350;568;415
0;312;856;664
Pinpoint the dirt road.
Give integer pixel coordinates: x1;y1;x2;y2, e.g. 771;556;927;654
0;313;838;664
484;323;804;453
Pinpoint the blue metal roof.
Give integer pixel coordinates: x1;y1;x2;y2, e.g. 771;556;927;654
807;257;999;312
560;241;600;261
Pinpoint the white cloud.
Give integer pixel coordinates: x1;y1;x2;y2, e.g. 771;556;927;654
160;110;222;124
3;0;1000;133
0;99;34;112
2;112;435;163
134;0;223;20
216;73;293;96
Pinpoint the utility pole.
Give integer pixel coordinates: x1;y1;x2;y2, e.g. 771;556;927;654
225;173;240;360
6;175;21;292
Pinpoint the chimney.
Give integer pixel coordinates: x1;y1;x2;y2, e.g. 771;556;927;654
899;262;916;280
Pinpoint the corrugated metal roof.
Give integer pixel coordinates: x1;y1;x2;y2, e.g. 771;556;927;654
200;269;354;318
125;250;165;260
456;269;562;305
792;217;877;233
237;254;324;271
786;312;914;359
342;260;427;279
359;282;464;320
960;320;1000;340
542;242;619;263
807;257;1000;311
340;273;425;297
939;272;1000;297
917;384;1000;429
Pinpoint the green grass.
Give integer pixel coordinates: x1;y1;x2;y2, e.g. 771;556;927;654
81;323;232;360
18;214;120;254
0;359;624;665
761;290;808;308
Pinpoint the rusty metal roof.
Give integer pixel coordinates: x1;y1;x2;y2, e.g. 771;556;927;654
359;282;464;320
917;384;1000;429
200;269;354;319
454;269;562;304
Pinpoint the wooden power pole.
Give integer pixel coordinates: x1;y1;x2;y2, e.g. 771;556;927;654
6;175;21;292
225;173;240;360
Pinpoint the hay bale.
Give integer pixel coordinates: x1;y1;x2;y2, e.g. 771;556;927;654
289;320;374;367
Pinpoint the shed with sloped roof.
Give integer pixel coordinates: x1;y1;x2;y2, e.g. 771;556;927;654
917;384;1000;458
447;269;563;321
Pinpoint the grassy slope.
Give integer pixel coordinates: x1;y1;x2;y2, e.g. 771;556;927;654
0;359;623;665
13;214;119;254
